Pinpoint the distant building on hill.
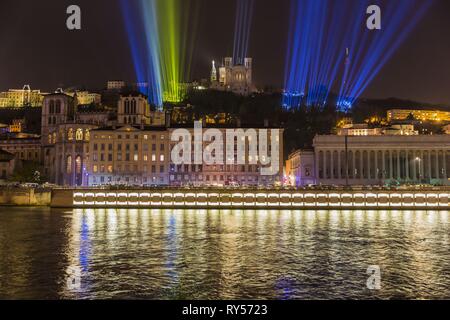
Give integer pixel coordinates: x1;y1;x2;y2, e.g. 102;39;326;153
387;109;450;123
210;57;256;96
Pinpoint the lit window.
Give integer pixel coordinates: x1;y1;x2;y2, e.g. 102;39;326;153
66;156;72;174
76;128;83;141
152;154;156;162
160;155;165;162
68;128;74;141
134;154;139;161
93;165;98;173
75;156;82;174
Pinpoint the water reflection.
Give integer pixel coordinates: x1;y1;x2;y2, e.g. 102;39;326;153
0;208;449;299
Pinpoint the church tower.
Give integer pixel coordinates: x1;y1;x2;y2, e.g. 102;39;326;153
211;60;217;82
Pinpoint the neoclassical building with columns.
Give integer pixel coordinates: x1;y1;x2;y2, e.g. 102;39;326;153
312;135;450;186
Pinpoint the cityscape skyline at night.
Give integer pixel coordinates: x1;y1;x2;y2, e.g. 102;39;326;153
0;0;450;105
1;0;450;306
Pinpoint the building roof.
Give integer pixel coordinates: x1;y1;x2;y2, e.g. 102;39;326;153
91;125;167;132
0;132;40;141
169;123;284;129
120;91;148;99
43;92;74;99
76;104;112;113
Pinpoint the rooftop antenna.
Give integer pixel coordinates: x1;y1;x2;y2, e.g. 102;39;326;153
343;47;350;89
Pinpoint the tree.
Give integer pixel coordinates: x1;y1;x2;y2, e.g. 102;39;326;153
406;113;416;121
9;161;46;184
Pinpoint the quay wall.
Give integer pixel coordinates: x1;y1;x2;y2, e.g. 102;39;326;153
51;188;450;210
1;188;449;210
0;188;51;206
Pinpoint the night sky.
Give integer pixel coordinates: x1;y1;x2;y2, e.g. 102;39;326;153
0;0;449;105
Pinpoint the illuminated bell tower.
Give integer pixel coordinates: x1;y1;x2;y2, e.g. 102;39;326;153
244;58;252;85
211;60;217;82
22;84;31;106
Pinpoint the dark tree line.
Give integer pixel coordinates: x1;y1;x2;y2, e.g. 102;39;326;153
183;89;340;160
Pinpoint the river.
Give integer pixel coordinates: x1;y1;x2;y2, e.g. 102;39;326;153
0;207;449;299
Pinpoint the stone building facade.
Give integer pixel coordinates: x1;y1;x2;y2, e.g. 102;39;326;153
211;57;256;96
286;149;316;187
41;92;109;186
87;125;170;186
313;135;450;186
168;125;284;187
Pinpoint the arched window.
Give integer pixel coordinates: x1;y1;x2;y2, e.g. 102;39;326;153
49;100;55;113
125;100;129;114
76;128;83;141
75;156;82;174
68;128;74;141
67;156;72;174
85;130;90;142
55;100;61;113
52;132;57;144
48;134;52;144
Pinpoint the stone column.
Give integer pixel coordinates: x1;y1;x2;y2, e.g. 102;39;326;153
389;150;393;180
359;152;364;180
427;150;432;180
405;151;410;180
315;151;320;182
374;150;378;181
352;151;356;179
338;150;342;180
413;151;417;182
443;150;448;180
330;150;335;180
435;150;440;180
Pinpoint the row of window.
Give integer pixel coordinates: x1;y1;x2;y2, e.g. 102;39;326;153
123;100;138;114
92;154;166;162
93;164;166;174
48;128;90;144
48;100;62;114
93;143;165;152
66;155;82;174
92;176;166;185
171;174;274;182
94;134;165;140
170;164;261;173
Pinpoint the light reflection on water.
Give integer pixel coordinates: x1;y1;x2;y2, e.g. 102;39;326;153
0;207;449;299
